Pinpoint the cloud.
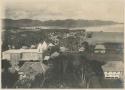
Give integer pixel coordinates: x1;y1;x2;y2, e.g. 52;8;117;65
4;0;124;22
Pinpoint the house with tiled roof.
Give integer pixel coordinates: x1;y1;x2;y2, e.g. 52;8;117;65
18;62;49;80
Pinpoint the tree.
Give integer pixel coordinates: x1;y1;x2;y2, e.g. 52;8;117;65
2;60;19;88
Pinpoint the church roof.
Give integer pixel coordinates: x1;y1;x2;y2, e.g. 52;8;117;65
37;41;48;52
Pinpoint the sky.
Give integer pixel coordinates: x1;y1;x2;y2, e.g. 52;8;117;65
3;0;124;22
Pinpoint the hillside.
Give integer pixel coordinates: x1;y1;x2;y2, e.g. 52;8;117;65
2;19;120;29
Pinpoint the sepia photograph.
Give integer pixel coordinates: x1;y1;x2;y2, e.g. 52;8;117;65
1;0;124;89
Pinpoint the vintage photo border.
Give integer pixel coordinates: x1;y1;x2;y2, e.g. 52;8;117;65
0;0;124;90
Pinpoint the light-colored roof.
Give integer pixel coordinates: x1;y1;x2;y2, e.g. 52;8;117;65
44;56;50;60
48;43;55;47
50;51;60;58
37;43;42;49
37;41;48;52
102;61;124;72
3;49;22;53
3;49;38;54
79;47;85;51
20;49;38;52
42;41;48;50
60;47;68;52
95;44;106;49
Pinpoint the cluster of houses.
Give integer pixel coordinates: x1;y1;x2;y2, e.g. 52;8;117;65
2;41;58;80
2;31;124;80
86;32;124;79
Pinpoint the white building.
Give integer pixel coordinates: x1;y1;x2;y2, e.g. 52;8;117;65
2;41;48;62
2;49;38;61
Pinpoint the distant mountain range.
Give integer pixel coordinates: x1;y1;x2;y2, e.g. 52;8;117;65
2;19;122;29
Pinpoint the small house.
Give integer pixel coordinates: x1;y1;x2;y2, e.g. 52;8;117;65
78;47;85;52
60;46;68;52
48;43;55;47
94;44;106;54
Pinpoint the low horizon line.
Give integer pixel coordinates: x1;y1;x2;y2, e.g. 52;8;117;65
2;18;124;23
